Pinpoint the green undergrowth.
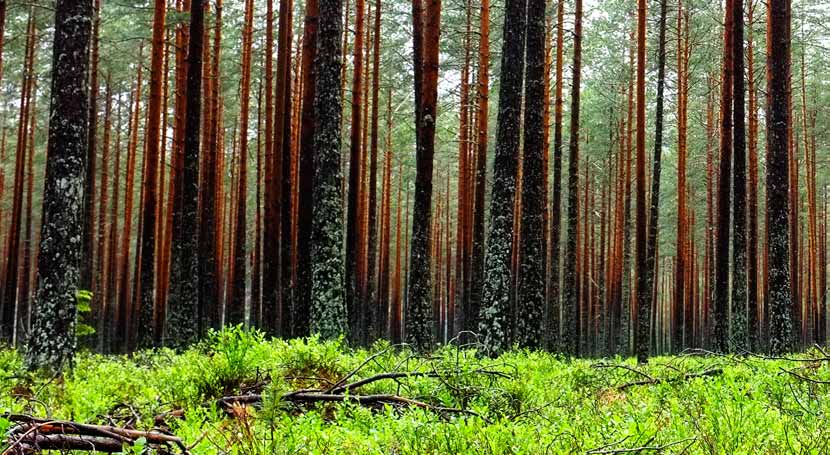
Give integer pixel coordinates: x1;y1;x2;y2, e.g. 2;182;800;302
3;328;830;454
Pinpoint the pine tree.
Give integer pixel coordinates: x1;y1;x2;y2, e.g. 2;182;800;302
25;0;93;371
406;0;442;351
766;0;792;354
311;0;349;339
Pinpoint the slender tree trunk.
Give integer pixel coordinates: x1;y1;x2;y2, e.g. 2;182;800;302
406;0;441;351
468;0;490;338
765;0;792;354
645;0;667;354
562;0;583;355
81;0;101;295
713;0;735;353
136;0;167;348
730;0;748;351
166;0;204;347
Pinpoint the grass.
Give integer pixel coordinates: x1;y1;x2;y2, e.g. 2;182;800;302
2;327;830;454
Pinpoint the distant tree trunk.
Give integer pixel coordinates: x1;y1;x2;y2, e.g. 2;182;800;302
278;0;296;337
517;0;545;349
746;0;760;351
645;0;667;354
310;0;348;339
346;0;367;343
295;0;320;338
166;0;204;347
116;48;143;352
261;0;276;332
136;0;167;349
0;9;34;342
18;96;37;345
634;0;648;363
713;0;735;353
81;0;101;295
25;0;92;371
406;0;441;351
765;0;792;354
105;98;123;352
546;0;564;350
478;0;526;355
228;0;254;326
377;93;393;337
366;0;382;342
730;0;748;351
197;0;218;336
95;76;113;352
467;0;490;337
562;0;583;355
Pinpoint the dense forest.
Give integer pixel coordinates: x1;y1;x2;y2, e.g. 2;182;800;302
0;0;827;371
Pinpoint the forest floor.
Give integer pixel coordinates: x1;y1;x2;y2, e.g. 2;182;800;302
2;328;830;454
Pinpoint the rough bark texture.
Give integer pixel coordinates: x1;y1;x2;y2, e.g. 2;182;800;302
634;0;648;363
713;0;734;353
310;0;348;339
478;0;526;355
562;0;583;355
25;0;92;372
166;0;204;348
136;0;167;349
546;0;564;350
517;0;546;349
645;0;667;354
296;0;320;338
730;0;748;352
406;0;441;351
765;0;792;354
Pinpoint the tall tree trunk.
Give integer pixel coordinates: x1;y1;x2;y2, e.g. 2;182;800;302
366;0;382;342
713;0;735;353
645;0;667;353
136;0;167;348
634;0;648;363
166;0;204;347
730;0;748;351
765;0;792;354
25;0;93;372
746;0;760;351
468;0;490;338
295;0;320;338
310;0;348;339
81;0;101;295
562;0;583;355
517;0;545;349
478;0;526;355
546;0;564;350
406;0;441;351
228;0;254;326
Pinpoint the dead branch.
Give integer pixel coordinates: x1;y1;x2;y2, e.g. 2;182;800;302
617;369;723;390
2;414;189;455
585;437;696;454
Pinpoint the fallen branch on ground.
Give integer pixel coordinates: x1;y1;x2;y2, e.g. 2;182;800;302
617;368;723;390
2;414;189;455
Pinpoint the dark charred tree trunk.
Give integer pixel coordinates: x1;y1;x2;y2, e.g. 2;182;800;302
765;0;792;354
478;0;526;355
166;0;204;347
546;0;564;350
730;0;748;352
310;0;348;339
562;0;583;355
517;0;545;349
296;0;320;338
634;0;648;363
644;0;667;354
713;0;735;353
25;0;93;371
